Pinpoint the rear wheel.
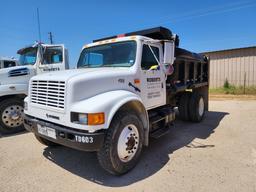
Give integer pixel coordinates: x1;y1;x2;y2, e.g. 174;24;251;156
188;92;205;122
178;92;192;121
0;98;25;134
97;111;144;175
34;134;59;147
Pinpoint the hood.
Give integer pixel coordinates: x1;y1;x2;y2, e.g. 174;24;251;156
0;65;35;85
0;65;27;74
31;67;138;104
32;67;134;82
31;68;101;82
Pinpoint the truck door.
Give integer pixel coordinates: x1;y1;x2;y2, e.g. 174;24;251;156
140;44;166;109
37;45;67;74
3;60;17;68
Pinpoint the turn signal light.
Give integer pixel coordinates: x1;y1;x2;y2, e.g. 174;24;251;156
88;113;105;125
134;79;140;84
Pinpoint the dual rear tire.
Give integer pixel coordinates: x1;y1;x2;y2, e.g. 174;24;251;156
178;91;205;122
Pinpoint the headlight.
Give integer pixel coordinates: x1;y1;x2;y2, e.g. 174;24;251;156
24;101;28;111
78;113;88;125
71;112;105;125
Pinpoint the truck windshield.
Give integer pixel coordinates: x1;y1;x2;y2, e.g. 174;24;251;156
77;41;136;68
19;48;37;66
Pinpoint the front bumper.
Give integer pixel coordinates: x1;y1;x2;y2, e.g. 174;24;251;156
23;115;105;152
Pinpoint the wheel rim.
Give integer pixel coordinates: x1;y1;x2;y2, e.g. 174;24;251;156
1;105;24;128
117;124;139;162
198;97;204;117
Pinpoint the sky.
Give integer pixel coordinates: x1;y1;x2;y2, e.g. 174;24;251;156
0;0;256;68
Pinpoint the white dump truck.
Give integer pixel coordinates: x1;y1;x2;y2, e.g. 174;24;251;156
0;43;69;134
24;27;209;175
0;57;18;69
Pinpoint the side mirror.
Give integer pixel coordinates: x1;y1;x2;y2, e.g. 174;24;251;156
163;41;175;65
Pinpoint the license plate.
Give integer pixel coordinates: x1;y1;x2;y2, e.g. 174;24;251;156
37;125;56;139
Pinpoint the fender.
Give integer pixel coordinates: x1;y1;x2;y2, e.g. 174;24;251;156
70;90;149;145
0;83;28;97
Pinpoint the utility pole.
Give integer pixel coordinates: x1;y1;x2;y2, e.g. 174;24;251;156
36;8;42;42
48;32;53;44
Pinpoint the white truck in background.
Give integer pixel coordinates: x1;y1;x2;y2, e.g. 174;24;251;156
24;27;209;175
0;43;69;134
0;57;18;69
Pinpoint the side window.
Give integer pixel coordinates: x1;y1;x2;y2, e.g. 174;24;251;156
42;47;63;65
141;45;159;70
4;61;16;68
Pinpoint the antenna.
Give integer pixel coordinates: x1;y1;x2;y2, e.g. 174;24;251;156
36;8;42;42
48;32;53;44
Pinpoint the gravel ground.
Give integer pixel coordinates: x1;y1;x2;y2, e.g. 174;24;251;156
0;100;256;192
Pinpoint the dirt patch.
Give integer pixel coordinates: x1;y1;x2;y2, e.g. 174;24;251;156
210;94;256;100
0;101;256;192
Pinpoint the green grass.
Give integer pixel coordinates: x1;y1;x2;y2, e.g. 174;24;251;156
210;86;256;95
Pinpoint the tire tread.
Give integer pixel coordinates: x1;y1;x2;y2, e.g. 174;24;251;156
188;92;205;122
178;92;191;121
97;111;143;175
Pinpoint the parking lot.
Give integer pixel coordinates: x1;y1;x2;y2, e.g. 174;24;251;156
0;99;256;192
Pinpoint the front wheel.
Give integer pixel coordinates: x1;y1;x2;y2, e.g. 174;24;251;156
0;98;25;134
97;111;144;175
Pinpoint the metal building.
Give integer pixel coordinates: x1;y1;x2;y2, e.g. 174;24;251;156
202;46;256;88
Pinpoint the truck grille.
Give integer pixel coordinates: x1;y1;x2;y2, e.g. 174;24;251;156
31;80;65;109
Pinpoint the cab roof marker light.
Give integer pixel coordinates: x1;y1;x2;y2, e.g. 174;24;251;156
130;36;136;40
117;34;126;38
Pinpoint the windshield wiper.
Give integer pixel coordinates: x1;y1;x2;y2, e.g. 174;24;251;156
79;65;89;68
101;65;115;67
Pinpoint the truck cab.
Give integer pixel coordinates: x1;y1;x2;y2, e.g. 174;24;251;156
24;27;209;175
0;43;68;134
0;57;18;69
